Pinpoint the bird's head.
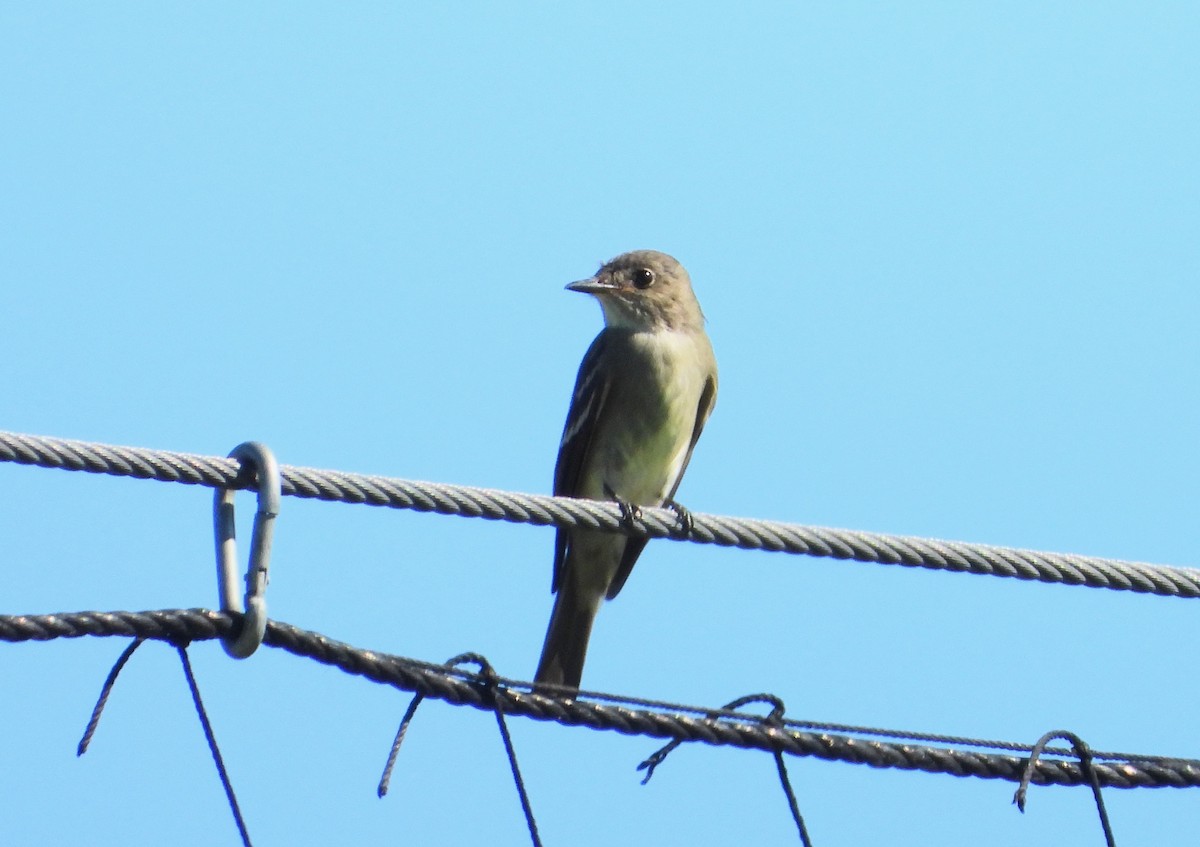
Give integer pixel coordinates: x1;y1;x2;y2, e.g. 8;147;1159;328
567;250;704;332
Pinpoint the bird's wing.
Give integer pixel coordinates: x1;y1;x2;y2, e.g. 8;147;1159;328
606;372;718;600
551;331;613;592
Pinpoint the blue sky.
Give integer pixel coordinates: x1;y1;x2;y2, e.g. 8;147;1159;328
2;3;1197;845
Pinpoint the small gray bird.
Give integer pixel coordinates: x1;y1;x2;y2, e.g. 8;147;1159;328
535;250;718;691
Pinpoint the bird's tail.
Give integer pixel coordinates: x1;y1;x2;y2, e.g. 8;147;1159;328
534;581;601;692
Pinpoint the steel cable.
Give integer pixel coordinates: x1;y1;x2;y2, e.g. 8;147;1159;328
2;431;1197;599
3;608;1198;791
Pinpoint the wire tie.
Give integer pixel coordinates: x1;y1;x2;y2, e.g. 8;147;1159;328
376;653;542;847
213;441;280;658
76;639;251;844
463;654;543;847
638;693;814;845
1014;729;1117;847
637;693;781;783
377;653;493;798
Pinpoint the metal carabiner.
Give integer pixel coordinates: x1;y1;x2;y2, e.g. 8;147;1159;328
213;441;280;658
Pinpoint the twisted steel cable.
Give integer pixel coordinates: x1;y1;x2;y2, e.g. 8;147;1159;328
2;430;1197;598
3;608;1198;790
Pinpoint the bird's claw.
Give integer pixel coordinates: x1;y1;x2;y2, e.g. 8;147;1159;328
665;499;694;538
604;484;643;529
617;499;643;527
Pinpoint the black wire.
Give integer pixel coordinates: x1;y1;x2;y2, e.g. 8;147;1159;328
1015;730;1117;847
77;638;145;756
376;652;542;847
377;692;426;798
773;752;814;847
176;645;253;847
639;693;814;845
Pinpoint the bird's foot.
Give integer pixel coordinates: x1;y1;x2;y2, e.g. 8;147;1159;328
604;484;643;530
664;499;694;538
617;499;643;528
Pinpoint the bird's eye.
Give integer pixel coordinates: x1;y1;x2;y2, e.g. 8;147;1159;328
633;268;655;289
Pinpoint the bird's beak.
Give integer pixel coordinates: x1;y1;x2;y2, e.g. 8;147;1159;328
565;276;618;295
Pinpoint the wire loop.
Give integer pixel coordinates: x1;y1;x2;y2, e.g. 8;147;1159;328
1014;729;1117;846
636;692;814;844
376;652;543;846
213;441;280;658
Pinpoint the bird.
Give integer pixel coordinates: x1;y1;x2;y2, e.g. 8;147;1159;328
534;250;718;691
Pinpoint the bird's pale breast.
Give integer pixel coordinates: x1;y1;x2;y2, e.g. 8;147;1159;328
580;328;711;506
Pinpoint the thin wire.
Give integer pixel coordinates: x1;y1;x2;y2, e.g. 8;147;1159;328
471;656;543;847
176;645;253;847
375;652;542;846
1015;730;1117;846
77;638;145;755
437;654;542;847
493;676;1176;766
639;694;814;844
377;692;425;798
2;430;1197;598
773;752;814;846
